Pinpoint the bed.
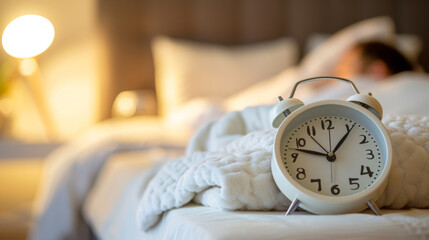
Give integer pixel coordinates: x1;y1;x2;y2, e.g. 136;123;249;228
30;2;429;240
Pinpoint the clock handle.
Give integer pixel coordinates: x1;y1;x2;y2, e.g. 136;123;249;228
286;76;383;120
288;76;360;99
270;77;361;128
285;196;301;216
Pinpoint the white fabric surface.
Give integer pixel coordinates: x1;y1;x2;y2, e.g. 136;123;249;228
305;33;423;65
224;66;304;111
137;107;429;230
85;154;429;240
31;72;429;240
30;117;192;240
153;36;299;117
223;71;429;120
298;16;395;79
305;72;429;116
154;205;429;240
137;103;429;230
84;150;183;240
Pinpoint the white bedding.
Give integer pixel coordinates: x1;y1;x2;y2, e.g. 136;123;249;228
137;106;429;231
30;117;192;240
85;151;429;240
84;150;183;240
152;206;429;240
30;73;429;240
30;17;429;238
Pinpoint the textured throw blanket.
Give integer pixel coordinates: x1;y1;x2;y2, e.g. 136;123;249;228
137;106;429;231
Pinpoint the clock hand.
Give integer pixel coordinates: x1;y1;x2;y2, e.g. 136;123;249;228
333;123;356;153
309;135;329;153
328;127;334;183
307;126;329;153
289;148;327;157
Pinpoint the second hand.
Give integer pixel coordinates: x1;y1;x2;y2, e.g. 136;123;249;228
329;128;334;183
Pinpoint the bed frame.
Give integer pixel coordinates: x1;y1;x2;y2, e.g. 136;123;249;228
97;0;429;118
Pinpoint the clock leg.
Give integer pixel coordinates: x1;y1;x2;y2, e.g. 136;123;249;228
285;196;300;216
367;200;382;216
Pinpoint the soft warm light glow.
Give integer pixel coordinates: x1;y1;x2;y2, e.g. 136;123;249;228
19;58;38;76
112;90;157;117
114;92;137;117
2;15;55;58
0;98;12;115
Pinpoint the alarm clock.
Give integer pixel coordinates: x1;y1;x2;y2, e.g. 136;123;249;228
270;77;392;216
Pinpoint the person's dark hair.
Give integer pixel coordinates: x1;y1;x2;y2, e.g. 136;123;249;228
355;41;414;75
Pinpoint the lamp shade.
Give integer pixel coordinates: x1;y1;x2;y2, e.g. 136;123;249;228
2;15;55;58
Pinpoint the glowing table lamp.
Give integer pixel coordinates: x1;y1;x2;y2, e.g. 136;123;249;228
2;15;57;139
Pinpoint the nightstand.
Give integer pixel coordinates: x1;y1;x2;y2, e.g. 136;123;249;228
0;139;60;240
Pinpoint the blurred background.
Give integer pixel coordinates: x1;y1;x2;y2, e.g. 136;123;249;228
0;0;99;141
0;0;428;239
0;0;98;239
0;0;428;142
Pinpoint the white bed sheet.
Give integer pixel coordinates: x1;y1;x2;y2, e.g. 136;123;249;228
30;117;193;240
84;151;429;240
35;71;429;240
84;149;184;240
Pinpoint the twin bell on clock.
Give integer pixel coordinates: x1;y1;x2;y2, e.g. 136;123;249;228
270;76;392;216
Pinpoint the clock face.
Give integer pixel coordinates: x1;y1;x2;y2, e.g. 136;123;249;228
279;107;386;197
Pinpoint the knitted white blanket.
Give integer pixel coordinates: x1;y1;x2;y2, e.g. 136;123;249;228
137;106;429;231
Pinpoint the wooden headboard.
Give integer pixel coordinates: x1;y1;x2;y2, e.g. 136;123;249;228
97;0;429;118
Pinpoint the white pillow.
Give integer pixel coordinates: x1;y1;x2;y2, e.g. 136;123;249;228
394;34;423;63
152;36;299;117
225;66;315;111
165;98;226;131
302;72;429;116
305;33;422;64
298;16;396;78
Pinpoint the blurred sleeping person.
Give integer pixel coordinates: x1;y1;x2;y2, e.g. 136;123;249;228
334;41;414;80
309;41;429;115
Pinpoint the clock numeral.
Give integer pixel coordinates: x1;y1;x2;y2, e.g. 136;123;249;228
321;119;334;130
311;178;321;191
296;168;306;180
306;125;316;137
359;135;369;144
345;123;353;132
331;184;340;195
349;178;360;190
296;138;306;148
366;149;374;160
291;153;299;163
360;165;374;178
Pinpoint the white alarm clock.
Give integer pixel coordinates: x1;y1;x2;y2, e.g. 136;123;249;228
270;77;392;216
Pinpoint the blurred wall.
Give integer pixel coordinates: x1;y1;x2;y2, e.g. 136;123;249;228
0;0;100;141
100;0;429;119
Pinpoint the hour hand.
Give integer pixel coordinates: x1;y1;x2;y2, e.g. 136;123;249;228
289;148;327;157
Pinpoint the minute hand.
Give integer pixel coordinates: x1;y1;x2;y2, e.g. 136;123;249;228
290;148;327;157
332;123;356;153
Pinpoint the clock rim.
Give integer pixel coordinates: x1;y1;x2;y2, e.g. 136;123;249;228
272;99;393;214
